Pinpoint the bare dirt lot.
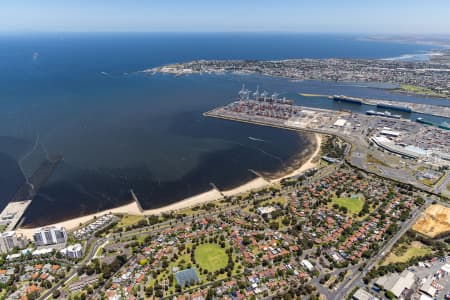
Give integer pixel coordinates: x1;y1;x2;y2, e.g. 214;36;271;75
412;204;450;238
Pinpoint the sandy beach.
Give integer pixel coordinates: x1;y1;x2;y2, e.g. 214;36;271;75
271;133;321;183
17;133;322;238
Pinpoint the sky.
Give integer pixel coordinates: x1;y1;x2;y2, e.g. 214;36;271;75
0;0;449;34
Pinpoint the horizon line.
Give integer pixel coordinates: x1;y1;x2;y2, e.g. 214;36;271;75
0;30;449;36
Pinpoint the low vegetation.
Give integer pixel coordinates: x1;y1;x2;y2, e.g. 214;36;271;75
399;84;445;98
366;153;389;167
364;231;447;283
321;136;346;159
382;241;432;265
116;214;145;228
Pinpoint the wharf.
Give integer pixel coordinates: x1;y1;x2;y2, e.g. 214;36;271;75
319;94;450;119
203;104;352;138
364;98;450;119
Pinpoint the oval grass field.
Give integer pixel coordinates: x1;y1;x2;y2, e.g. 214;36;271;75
194;243;228;272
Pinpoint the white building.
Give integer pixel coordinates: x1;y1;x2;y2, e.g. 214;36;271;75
33;226;67;246
419;276;437;298
334;118;347;127
60;243;83;259
0;231;28;253
32;248;54;256
380;129;400;137
256;206;277;215
301;259;314;272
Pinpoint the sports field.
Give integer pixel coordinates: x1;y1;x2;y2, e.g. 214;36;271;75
194;244;228;272
331;196;365;214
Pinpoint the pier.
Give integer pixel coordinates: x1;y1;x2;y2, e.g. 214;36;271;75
130;189;144;213
0;200;32;232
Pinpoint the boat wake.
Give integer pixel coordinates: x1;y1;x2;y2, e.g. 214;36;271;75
248;136;266;142
233;140;284;166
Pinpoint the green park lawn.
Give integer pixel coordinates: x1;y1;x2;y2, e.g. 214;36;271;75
194;244;228;273
331;195;365;214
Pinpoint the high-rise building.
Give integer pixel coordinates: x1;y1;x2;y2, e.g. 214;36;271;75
60;243;83;259
33;226;67;246
0;231;28;253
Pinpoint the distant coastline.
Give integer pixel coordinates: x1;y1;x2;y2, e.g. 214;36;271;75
147;56;450;100
17;133;322;238
362;35;450;48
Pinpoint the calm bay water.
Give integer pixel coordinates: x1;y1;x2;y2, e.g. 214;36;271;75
0;33;438;226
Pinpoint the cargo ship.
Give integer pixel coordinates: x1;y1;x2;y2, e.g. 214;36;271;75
332;95;362;104
376;103;412;113
416;117;434;126
366;110;401;119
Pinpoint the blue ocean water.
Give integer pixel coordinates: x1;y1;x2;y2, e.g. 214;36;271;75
0;33;438;226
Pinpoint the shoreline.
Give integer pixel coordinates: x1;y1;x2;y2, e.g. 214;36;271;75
17;133;322;238
271;133;321;183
